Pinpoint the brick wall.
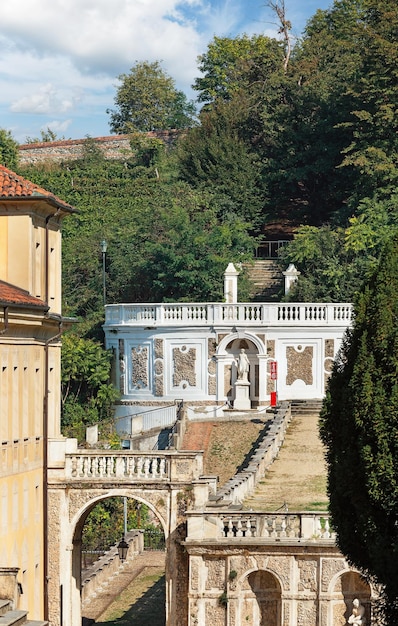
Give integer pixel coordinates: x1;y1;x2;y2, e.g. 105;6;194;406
18;130;181;165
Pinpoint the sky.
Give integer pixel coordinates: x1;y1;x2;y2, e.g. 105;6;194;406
0;0;333;144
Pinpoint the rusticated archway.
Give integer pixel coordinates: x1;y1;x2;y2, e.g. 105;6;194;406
330;570;372;625
239;569;282;626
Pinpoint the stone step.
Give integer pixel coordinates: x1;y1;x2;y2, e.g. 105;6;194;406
0;603;11;618
0;610;29;626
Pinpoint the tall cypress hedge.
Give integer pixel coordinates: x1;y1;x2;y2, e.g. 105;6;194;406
320;236;398;620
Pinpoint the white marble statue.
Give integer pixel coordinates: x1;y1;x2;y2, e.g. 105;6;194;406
236;348;250;381
348;598;365;625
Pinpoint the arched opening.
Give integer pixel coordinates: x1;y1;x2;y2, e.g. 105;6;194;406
331;570;371;625
224;338;259;407
240;569;281;626
73;495;166;626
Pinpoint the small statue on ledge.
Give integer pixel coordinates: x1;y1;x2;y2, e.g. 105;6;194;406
348;598;365;625
236;348;250;382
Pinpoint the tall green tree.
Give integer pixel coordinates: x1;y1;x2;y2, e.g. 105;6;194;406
320;235;398;622
0;129;18;170
107;60;197;133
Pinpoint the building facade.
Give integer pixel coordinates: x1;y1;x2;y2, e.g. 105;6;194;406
0;165;75;619
103;299;352;429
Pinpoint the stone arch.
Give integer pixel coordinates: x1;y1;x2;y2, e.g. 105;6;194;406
238;569;282;626
217;331;266;356
70;489;168;541
329;569;372;626
67;489;169;626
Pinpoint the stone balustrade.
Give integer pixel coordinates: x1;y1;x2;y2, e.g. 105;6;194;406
64;450;203;482
187;510;335;543
105;302;353;328
81;530;144;605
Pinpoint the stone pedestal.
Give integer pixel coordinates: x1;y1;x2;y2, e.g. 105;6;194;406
234;380;251;410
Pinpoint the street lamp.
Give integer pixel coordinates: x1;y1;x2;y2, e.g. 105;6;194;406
117;537;129;562
100;239;107;306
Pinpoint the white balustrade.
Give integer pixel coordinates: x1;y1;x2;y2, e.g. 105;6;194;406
105;302;352;328
215;513;335;542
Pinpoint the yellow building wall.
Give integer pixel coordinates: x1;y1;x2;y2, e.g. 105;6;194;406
0;198;66;620
0;341;45;619
0;211;62;314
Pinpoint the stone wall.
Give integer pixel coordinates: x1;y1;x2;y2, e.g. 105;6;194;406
18;130;181;165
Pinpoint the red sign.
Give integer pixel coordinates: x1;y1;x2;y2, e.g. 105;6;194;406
270;361;278;380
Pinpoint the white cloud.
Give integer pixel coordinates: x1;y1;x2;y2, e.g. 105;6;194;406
0;0;331;141
10;83;79;115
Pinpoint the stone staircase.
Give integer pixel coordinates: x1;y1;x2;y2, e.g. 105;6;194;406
244;260;283;301
0;600;46;626
243;401;327;512
291;399;324;415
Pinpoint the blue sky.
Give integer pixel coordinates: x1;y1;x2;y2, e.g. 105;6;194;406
0;0;332;143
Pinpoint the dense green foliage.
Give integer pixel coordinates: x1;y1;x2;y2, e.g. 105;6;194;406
0;128;18;169
107;60;197;133
320;237;398;622
61;333;119;441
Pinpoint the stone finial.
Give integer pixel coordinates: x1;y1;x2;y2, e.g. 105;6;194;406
224;263;240;303
283;263;300;294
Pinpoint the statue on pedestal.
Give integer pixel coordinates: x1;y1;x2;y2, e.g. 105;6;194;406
348;599;365;625
237;348;250;381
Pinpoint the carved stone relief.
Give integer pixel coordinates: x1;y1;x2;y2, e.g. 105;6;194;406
154;339;164;396
205;558;225;590
268;556;291;592
173;346;196;388
190;557;200;591
205;602;226;626
297;558;317;593
297;600;317;625
131;346;148;389
208;338;217;395
321;557;347;592
286;345;313;386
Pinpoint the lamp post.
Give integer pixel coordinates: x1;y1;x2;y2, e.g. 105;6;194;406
100;239;107;306
117;537;129;562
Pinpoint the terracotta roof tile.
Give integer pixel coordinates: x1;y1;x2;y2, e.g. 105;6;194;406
0;280;48;309
0;164;75;211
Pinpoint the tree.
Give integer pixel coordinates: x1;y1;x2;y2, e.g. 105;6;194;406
0;128;18;170
107;60;196;133
25;128;65;143
193;34;284;105
61;333;119;441
320;235;398;622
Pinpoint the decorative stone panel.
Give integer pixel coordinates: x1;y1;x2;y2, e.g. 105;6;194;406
205;602;226;625
205;558;225;590
286;345;313;386
190;557;200;591
173;346;196;388
132;346;148;389
266;339;275;358
118;339;125;394
297;558;317;593
321;557;347;592
268;556;291;592
324;339;335;388
297;600;317;625
208;339;216;396
282;601;290;626
154;339;164;396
